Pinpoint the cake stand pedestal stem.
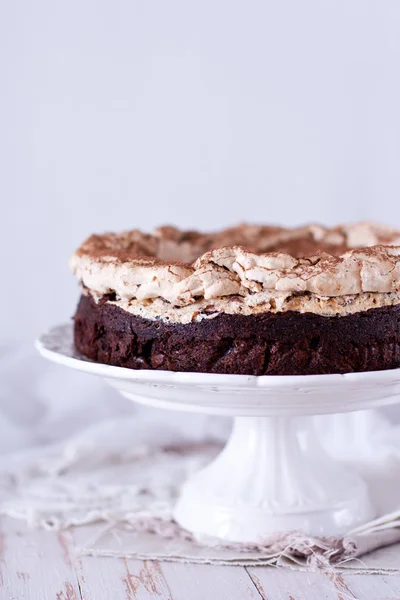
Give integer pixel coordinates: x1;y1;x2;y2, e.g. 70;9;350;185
174;414;375;542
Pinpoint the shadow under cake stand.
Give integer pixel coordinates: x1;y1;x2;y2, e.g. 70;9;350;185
36;324;400;543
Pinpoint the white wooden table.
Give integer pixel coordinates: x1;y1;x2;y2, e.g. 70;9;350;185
2;517;400;600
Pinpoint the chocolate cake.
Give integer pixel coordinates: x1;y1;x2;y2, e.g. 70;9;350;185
70;223;400;375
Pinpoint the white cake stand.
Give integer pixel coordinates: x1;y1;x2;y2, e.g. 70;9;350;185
36;324;400;543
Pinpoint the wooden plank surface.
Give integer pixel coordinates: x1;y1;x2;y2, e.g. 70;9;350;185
343;573;400;600
0;517;80;600
161;562;261;600
247;566;355;600
2;516;400;600
77;556;172;600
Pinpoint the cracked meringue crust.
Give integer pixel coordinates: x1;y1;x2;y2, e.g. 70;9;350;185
71;222;400;374
70;222;400;314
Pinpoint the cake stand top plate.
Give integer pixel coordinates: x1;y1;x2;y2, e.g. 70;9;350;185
36;324;400;417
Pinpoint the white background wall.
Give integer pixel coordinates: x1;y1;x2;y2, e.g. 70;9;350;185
2;0;400;342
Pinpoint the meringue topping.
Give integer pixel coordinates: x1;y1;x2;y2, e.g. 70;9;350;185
70;223;400;314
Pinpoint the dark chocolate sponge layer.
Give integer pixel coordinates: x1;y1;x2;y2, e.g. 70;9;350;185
74;294;400;375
